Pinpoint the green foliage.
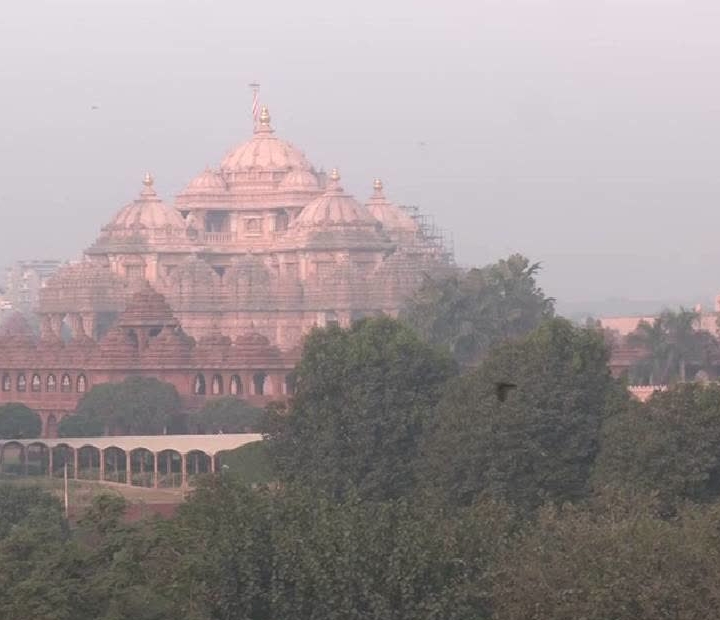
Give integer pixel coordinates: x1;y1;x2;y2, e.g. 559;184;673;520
0;484;64;540
0;403;42;439
217;441;275;485
628;308;718;384
422;318;623;510
165;477;514;620
74;377;183;435
58;412;105;438
401;254;554;366
594;383;720;503
194;396;264;433
492;495;720;620
267;316;457;501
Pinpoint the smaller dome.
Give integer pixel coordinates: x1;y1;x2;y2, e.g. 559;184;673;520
180;168;228;194
280;168;320;189
107;174;186;231
366;179;419;234
290;169;379;229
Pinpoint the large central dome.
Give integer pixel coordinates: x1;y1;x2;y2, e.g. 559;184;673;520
220;106;314;176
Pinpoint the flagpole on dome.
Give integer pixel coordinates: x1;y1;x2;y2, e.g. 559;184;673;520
249;82;260;132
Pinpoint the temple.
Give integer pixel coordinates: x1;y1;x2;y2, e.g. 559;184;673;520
0;104;452;434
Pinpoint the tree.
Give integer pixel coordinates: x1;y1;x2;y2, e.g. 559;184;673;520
161;476;513;620
217;442;275;485
58;413;104;438
421;318;624;511
266;317;457;501
491;495;720;620
0;485;64;540
401;254;554;366
594;382;720;503
627;308;718;384
0;403;41;439
74;377;182;435
193;397;263;434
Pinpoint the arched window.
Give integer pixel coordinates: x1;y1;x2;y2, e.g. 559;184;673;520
31;374;41;392
193;374;206;395
211;374;223;395
276;209;289;231
285;373;297;396
2;374;10;392
230;375;242;395
60;374;72;393
253;372;266;396
325;311;339;328
46;374;57;392
77;374;87;393
17;373;26;392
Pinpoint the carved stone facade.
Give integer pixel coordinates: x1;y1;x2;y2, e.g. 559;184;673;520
1;105;452;436
38;107;452;350
0;284;296;436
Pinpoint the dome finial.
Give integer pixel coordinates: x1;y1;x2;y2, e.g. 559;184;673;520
259;105;271;126
329;168;341;182
143;172;154;187
373;178;383;191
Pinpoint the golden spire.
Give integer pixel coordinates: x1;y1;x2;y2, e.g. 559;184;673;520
329;168;341;182
143;172;154;187
259;105;271;126
373;178;383;191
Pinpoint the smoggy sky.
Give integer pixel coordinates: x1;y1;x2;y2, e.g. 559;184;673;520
1;0;719;313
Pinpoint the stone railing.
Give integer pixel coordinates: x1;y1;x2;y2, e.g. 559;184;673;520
199;231;237;244
627;385;668;402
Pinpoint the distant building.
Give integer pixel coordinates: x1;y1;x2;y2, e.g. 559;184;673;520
5;260;62;313
0;101;454;437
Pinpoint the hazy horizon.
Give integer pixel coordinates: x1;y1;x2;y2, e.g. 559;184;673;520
2;0;720;313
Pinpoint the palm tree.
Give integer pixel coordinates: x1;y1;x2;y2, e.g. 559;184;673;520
627;318;672;384
627;308;715;384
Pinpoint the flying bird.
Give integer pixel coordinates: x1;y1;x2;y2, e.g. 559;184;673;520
91;105;99;110
495;382;517;402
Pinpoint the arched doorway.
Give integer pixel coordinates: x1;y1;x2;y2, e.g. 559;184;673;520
129;447;154;488
103;446;128;483
0;441;25;475
46;413;59;439
185;450;212;485
156;449;182;488
76;445;101;480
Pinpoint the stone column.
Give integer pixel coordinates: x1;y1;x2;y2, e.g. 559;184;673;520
99;448;105;482
181;453;188;488
39;315;54;340
67;313;83;339
126;451;132;486
80;313;96;340
50;314;65;338
153;452;159;489
23;446;28;476
73;448;79;480
48;447;53;478
211;454;216;474
269;374;282;397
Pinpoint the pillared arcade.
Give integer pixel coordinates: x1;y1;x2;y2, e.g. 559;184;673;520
0;105;452;435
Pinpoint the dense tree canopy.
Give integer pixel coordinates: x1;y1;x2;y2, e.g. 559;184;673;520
594;383;720;503
193;397;264;434
267;316;457;501
627;308;718;384
401;254;554;366
421;318;625;510
0;403;42;439
71;377;183;436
